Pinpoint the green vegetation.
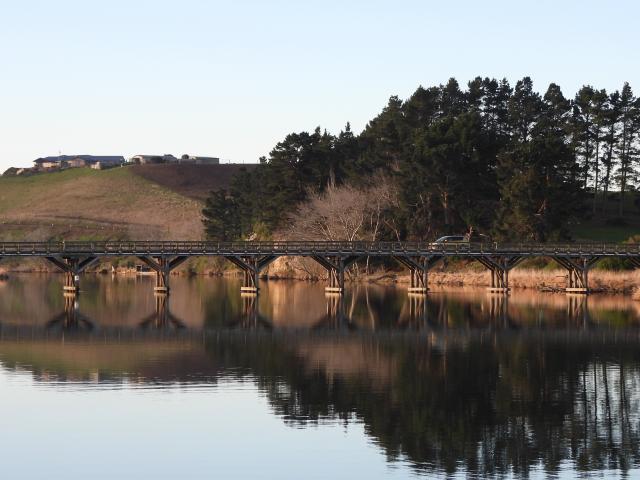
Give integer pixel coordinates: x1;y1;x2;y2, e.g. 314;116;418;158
204;77;640;243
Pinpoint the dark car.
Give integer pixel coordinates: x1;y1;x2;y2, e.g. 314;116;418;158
434;235;466;244
434;234;494;246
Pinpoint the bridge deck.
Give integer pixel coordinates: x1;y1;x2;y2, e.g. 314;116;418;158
1;241;639;258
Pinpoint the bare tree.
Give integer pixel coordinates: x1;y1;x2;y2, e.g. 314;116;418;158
281;176;400;277
285;176;399;243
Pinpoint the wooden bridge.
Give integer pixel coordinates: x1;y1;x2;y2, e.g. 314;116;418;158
1;241;639;295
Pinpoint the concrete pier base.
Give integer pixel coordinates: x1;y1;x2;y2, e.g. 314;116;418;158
566;288;589;295
487;287;510;293
407;287;428;294
325;286;343;293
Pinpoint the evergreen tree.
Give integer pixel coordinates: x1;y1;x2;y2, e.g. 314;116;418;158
358;96;407;173
496;84;582;240
615;83;639;216
590;89;608;213
401;112;496;237
507;77;542;143
202;189;241;240
600;91;621;212
572;85;596;189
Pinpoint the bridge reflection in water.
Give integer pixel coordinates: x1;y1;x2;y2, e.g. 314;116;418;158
1;275;640;478
1;321;640;477
1;279;636;335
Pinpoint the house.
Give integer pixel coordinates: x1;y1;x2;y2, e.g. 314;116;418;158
34;157;63;169
179;154;219;165
33;155;125;170
130;154;178;165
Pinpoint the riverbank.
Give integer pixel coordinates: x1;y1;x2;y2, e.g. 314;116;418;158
265;269;639;294
260;257;640;295
377;269;639;294
1;258;638;295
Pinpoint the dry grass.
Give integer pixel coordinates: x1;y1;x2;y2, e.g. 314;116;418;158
0;166;204;240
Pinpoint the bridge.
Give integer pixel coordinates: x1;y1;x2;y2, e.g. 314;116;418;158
1;241;639;295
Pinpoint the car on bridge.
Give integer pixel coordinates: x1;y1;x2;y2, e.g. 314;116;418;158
434;233;493;244
434;235;466;244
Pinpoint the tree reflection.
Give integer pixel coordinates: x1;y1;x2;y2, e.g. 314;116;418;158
205;333;640;476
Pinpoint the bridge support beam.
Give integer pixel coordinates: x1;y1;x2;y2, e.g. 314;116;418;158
552;256;600;294
224;255;278;294
138;255;189;294
393;255;442;294
311;255;359;294
45;255;99;294
475;256;524;294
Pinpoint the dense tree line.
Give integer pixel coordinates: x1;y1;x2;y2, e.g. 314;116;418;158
203;77;640;241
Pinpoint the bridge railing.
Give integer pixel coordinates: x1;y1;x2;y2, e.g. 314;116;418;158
0;241;639;256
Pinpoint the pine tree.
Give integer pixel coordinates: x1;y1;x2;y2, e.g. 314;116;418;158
507;77;542;143
590;89;608;213
496;84;582;240
573;85;596;189
202;190;241;240
600;91;621;213
615;83;638;216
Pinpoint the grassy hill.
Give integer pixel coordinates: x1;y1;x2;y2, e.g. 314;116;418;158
0;165;241;241
570;193;640;242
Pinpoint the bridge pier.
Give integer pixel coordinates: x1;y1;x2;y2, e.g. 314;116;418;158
552;256;600;294
225;255;278;294
476;256;524;293
311;255;359;294
393;255;442;294
45;255;99;294
138;255;189;294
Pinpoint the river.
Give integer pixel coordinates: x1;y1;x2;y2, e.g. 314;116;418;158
0;273;639;479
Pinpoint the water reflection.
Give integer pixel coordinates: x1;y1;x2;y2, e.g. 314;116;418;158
1;274;639;331
1;274;640;478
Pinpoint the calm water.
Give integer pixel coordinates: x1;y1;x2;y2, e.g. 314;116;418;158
1;274;640;479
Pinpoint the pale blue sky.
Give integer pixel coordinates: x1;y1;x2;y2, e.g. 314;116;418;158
1;0;638;170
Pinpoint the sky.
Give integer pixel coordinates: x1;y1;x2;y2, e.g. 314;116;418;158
1;0;639;170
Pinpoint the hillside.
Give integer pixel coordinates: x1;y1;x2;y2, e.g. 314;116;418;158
0;166;225;241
